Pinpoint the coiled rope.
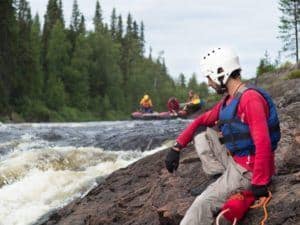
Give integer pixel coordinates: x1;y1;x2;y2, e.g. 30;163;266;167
216;191;272;225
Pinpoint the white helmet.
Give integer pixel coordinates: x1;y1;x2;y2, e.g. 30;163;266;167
200;46;241;85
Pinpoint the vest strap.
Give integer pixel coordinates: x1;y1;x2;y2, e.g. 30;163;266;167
217;118;241;126
219;123;280;145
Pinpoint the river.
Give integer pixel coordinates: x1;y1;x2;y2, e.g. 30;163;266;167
0;120;189;225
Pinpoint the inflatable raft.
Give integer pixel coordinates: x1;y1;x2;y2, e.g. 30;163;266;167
131;111;178;120
131;109;203;120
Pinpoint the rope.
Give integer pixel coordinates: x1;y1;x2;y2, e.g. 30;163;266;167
216;208;237;225
216;191;272;225
250;191;272;225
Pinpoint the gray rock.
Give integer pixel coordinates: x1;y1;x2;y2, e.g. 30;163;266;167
38;69;300;225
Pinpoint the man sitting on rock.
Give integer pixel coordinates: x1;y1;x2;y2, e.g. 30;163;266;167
165;46;281;225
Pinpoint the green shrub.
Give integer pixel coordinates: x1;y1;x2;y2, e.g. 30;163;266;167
48;111;64;122
256;58;276;76
10;112;24;123
58;107;101;122
60;107;79;121
286;69;300;80
279;61;293;70
20;99;51;122
0;115;10;122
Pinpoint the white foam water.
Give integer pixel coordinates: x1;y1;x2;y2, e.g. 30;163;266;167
0;145;165;225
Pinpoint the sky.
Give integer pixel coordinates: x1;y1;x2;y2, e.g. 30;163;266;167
27;0;283;82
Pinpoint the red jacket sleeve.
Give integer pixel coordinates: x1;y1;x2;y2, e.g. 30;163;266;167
240;90;273;185
176;101;223;147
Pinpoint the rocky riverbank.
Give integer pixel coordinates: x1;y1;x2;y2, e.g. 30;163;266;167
39;68;300;225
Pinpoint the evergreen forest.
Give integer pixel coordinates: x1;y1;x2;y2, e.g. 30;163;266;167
0;0;209;122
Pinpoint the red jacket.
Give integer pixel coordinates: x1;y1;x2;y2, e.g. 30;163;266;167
176;90;275;186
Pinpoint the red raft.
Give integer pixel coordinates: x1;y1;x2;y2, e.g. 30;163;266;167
131;109;202;120
131;111;177;120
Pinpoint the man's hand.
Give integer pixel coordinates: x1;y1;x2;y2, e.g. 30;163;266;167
251;185;269;198
165;147;180;173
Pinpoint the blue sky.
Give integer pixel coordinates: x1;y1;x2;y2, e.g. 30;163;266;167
28;0;283;82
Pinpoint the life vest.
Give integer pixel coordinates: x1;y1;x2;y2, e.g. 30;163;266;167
188;94;200;105
191;96;201;105
218;84;281;156
140;98;152;108
167;97;180;111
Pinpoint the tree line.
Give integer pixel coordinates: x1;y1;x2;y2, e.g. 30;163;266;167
2;0;296;122
257;0;299;76
0;0;208;122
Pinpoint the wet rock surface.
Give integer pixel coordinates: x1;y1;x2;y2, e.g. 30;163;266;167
39;71;300;225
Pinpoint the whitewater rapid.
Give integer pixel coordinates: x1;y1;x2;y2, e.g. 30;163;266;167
0;121;187;225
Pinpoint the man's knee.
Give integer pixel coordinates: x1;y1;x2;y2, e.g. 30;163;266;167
181;196;213;225
190;195;212;212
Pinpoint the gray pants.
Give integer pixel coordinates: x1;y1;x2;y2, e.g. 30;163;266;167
180;128;252;225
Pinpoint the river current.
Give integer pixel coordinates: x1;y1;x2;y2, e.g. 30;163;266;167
0;120;189;225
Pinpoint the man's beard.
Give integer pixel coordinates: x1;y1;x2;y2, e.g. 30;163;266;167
213;83;227;95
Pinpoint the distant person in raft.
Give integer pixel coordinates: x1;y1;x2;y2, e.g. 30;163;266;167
182;90;204;114
139;94;153;113
167;97;180;115
164;46;281;225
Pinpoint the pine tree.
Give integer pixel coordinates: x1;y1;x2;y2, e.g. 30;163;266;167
70;0;80;33
126;13;133;36
45;75;66;110
10;1;43;119
116;14;123;42
0;0;17;112
58;0;64;26
178;73;186;88
120;13;140;87
139;21;145;55
69;0;82;53
64;34;90;109
148;47;153;60
103;23;109;34
133;21;139;39
87;31;123;112
93;0;103;33
78;15;86;34
32;13;41;36
30;13;43;98
110;8;117;40
47;21;70;80
14;0;34;104
19;14;45;121
188;73;198;91
278;0;300;63
46;21;70;110
42;0;65;76
162;59;168;74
